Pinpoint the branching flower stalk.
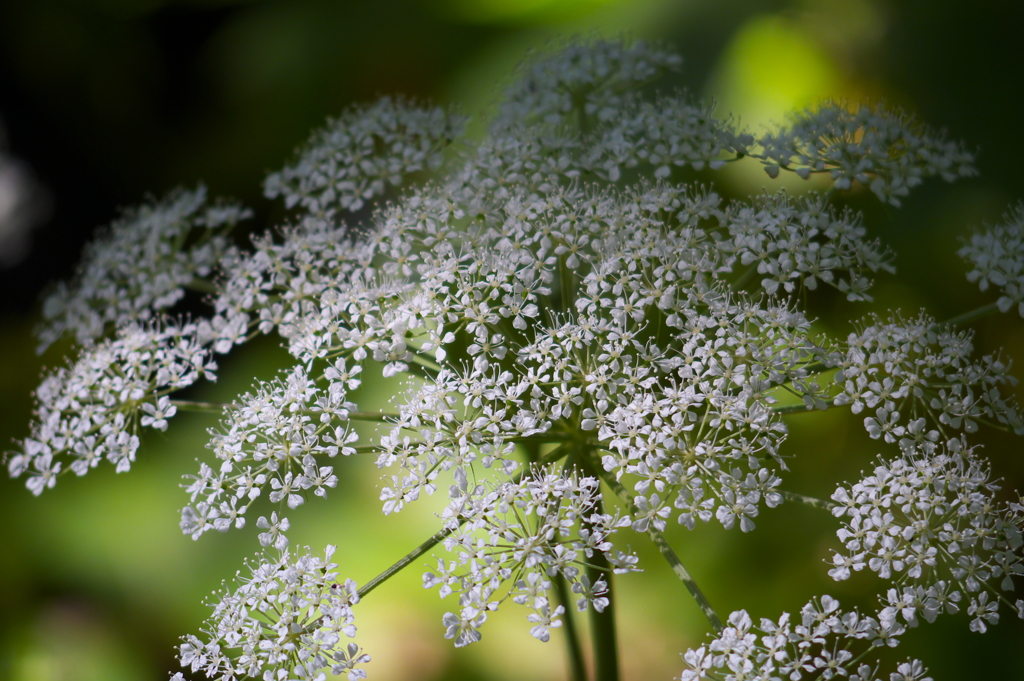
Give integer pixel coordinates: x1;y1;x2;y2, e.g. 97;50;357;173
8;37;1024;681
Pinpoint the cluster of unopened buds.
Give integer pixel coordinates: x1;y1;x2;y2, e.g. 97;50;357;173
8;37;1024;681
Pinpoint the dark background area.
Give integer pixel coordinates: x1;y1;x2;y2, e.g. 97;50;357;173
2;0;1024;315
1;1;1023;680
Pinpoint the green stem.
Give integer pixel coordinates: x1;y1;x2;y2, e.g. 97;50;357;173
574;92;592;138
553;576;588;681
560;254;577;312
170;399;226;413
587;502;619;681
799;361;831;375
562;444;618;681
350;445;387;454
511;433;579;444
771;403;821;415
641;526;723;633
732;264;759;291
938;301;1000;328
780;490;837;512
170;400;401;424
345;412;398;422
573;446;620;681
184;277;220;295
357;524;451;599
356;443;575;599
522;440;540;465
596;466;723;633
408;352;443;373
297;409;400;423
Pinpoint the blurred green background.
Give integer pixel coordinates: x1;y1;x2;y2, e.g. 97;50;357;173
2;0;1024;679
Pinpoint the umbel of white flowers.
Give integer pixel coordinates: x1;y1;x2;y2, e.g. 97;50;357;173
9;37;1024;681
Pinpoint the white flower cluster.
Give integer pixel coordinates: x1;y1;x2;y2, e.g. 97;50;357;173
209;217;373;357
758;103;977;206
453;110;745;204
679;596;923;681
581;97;749;181
457;38;751;199
453;129;582;199
37;185;250;352
833;311;1023;444
424;468;636;647
829;440;1024;634
9;321;216;495
580;293;819;535
180;363;360;544
178;545;369;681
958;202;1024;316
204;173;885;543
15;36;1024;681
726;192;893;301
239;182;842;534
376;366;541;518
264;97;464;217
495;38;682;130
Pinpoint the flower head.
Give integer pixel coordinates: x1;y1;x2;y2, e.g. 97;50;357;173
832;311;1024;444
758;102;976;205
9;320;216;494
425;467;635;645
265;97;464;217
178;545;369;681
830;440;1024;633
679;596;917;681
37;185;249;352
959;202;1024;316
496;38;682;130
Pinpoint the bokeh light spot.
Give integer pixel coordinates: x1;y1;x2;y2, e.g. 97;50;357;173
706;13;861;194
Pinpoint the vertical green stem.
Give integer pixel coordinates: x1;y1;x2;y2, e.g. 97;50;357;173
523;440;540;465
588;540;619;681
578;447;619;681
553;576;588;681
575;92;592;137
560;254;577;312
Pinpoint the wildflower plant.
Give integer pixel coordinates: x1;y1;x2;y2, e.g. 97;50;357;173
8;37;1024;681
